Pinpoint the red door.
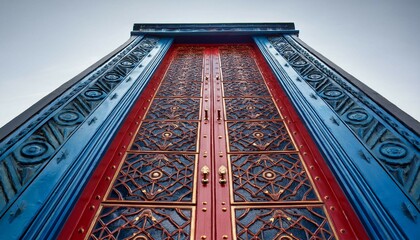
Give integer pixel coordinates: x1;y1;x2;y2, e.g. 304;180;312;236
60;44;367;239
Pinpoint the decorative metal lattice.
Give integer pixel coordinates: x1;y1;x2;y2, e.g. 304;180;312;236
90;206;193;240
156;81;202;97
225;98;280;120
227;121;295;152
230;154;317;202
145;98;200;120
220;47;263;82
223;81;270;98
108;153;196;202
235;207;335;240
131;121;198;152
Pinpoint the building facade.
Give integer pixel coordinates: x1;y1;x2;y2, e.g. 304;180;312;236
0;23;419;239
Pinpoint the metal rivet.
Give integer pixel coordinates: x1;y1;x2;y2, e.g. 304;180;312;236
309;165;314;169
330;206;335;211
112;165;116;169
303;152;307;155
340;229;346;234
222;235;228;239
315;176;320;180
118;152;122;156
222;208;227;212
203;202;207;205
90;205;95;210
324;196;330;200
203;135;207;138
78;228;84;233
222;202;226;205
201;236;207;240
218;136;222;139
106;177;111;181
202;208;207;212
95;195;101;200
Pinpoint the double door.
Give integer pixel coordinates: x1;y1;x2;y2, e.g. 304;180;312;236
61;44;366;239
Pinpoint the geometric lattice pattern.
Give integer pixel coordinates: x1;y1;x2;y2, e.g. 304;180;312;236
108;153;196;202
227;121;295;152
88;47;204;238
220;47;263;82
225;98;280;120
219;45;336;239
223;81;270;98
157;81;202;98
89;206;193;239
235;207;335;240
230;154;317;202
145;98;200;120
131;121;198;152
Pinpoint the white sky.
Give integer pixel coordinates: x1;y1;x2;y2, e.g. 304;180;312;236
0;0;419;128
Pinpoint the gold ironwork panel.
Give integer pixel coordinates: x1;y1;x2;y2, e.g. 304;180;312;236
107;153;196;202
145;98;201;120
221;67;263;82
163;51;203;83
131;121;199;152
234;206;335;240
227;121;295;152
164;64;203;83
230;154;318;202
219;48;263;82
156;81;201;97
225;98;280;120
223;81;270;98
89;206;194;239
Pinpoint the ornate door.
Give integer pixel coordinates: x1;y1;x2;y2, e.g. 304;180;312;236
60;44;367;239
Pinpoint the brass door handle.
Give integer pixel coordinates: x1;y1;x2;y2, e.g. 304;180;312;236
201;165;210;184
218;165;227;184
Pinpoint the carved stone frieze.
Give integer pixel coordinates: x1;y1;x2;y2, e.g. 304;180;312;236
0;37;159;213
268;36;420;207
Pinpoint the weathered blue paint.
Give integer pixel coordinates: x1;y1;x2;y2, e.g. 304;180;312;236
255;36;419;239
0;36;173;239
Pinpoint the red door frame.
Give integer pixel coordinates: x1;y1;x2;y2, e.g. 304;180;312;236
59;44;368;239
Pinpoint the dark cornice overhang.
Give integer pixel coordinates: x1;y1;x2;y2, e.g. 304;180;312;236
131;23;299;36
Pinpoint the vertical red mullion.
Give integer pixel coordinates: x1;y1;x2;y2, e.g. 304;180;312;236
212;47;233;240
195;48;213;240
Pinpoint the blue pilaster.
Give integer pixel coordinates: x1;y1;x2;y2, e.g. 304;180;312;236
255;36;419;239
0;36;172;239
